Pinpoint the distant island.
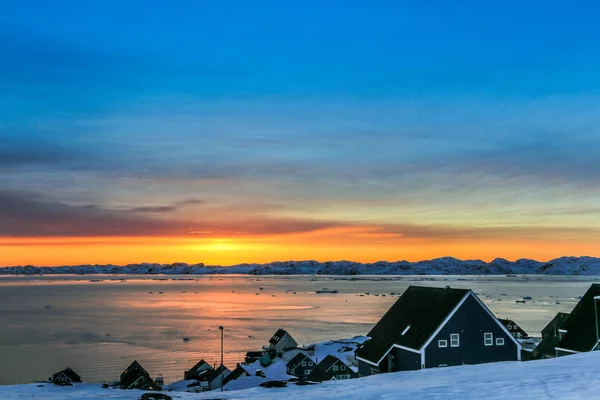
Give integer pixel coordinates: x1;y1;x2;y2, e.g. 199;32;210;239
1;256;600;275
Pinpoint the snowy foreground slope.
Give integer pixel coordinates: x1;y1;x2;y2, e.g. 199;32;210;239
3;352;600;400
2;256;600;275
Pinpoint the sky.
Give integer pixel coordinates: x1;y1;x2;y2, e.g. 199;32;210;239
1;1;600;266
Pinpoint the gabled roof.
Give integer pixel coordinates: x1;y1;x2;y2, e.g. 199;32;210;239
222;365;248;386
120;360;149;381
286;352;311;370
498;318;528;336
308;355;344;381
269;328;288;345
204;364;230;382
557;284;600;352
51;367;82;383
356;286;469;364
188;359;213;373
119;361;159;390
541;312;570;337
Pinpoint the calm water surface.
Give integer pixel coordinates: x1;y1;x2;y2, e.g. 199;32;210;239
0;274;597;385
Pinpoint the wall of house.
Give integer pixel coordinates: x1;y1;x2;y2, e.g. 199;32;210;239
424;295;518;368
357;359;379;377
388;347;422;372
289;357;316;378
274;334;298;354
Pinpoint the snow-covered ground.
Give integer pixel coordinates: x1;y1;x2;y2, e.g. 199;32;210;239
2;351;600;399
3;256;600;275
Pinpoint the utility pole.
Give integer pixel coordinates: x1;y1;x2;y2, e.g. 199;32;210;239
219;325;224;391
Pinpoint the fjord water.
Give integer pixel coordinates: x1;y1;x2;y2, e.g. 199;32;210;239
0;274;596;385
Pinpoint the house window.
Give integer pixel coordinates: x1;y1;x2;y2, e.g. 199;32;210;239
341;365;346;370
301;361;306;366
507;324;512;330
450;334;460;347
484;333;493;346
304;370;311;375
333;365;339;372
513;324;518;330
438;340;448;348
309;361;313;366
496;337;505;346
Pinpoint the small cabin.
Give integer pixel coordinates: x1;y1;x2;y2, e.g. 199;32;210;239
184;359;213;381
50;367;82;385
269;328;298;357
285;353;315;378
533;312;570;359
499;318;529;339
356;286;521;376
308;355;356;381
119;361;161;390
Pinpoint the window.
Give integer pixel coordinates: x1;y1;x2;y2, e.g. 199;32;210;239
484;333;493;346
496;337;505;346
333;365;339;372
438;339;448;348
301;361;306;367
309;361;313;366
513;324;518;330
507;324;512;330
341;365;346;370
304;369;311;375
450;334;460;347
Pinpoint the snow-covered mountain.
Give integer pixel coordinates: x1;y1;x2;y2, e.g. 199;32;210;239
1;256;600;275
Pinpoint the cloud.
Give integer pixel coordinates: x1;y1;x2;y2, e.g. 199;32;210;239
0;191;339;237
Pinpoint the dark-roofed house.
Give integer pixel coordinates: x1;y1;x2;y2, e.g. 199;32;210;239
222;364;250;386
308;355;356;381
499;318;529;339
268;329;298;357
245;351;263;364
50;367;82;384
355;286;521;376
533;312;570;359
202;364;231;391
542;312;571;340
119;361;161;390
286;353;315;378
184;359;213;381
556;284;600;356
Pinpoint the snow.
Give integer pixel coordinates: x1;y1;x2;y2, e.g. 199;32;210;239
3;256;600;275
2;351;600;399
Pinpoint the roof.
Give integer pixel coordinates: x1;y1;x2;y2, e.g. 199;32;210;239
541;312;570;337
286;352;311;369
188;359;213;373
120;361;149;381
204;364;230;382
308;355;344;381
356;286;469;364
222;365;248;386
498;318;528;336
557;284;600;352
51;367;81;383
245;351;263;357
119;361;159;390
269;328;288;345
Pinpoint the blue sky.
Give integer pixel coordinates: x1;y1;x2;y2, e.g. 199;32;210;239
1;1;600;263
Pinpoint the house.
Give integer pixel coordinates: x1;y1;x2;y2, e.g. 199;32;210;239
542;312;570;339
268;329;298;357
555;284;600;356
119;361;161;390
49;367;82;384
282;345;316;362
184;359;213;380
307;355;356;381
202;364;231;391
355;286;521;376
499;318;529;339
285;353;315;378
533;312;570;359
244;351;263;364
222;363;250;386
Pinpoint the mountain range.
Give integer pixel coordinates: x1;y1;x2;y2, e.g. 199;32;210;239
2;256;600;275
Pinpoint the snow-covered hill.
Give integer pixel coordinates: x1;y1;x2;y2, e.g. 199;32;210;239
1;351;599;399
2;256;600;275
